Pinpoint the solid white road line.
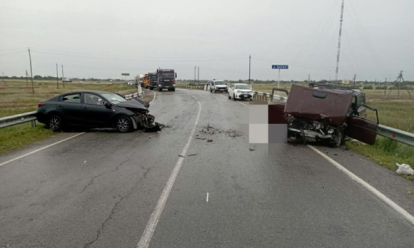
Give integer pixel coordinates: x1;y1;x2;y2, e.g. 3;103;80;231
206;192;209;202
308;145;414;226
0;132;85;168
150;91;156;104
137;96;202;248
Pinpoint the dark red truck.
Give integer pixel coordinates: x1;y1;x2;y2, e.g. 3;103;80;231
270;84;379;147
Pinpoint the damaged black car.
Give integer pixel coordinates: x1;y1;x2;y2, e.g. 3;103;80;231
37;90;161;132
270;84;379;147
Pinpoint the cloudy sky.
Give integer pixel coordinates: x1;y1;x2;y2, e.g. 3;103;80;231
1;0;413;81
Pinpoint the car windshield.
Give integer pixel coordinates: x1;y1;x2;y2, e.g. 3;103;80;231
214;81;226;85
235;84;250;89
101;93;127;104
159;73;174;78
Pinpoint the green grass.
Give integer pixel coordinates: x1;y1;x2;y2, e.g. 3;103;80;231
0;122;57;155
347;138;414;181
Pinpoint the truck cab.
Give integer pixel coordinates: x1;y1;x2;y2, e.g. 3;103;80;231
156;69;176;92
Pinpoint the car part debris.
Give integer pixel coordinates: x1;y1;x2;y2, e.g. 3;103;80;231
207;139;213;142
396;163;414;175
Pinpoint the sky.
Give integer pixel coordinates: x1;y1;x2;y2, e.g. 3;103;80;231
1;0;413;81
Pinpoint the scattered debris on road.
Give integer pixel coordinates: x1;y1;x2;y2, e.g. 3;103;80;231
187;154;197;157
195;137;207;140
207;139;213;142
199;124;242;138
396;163;414;175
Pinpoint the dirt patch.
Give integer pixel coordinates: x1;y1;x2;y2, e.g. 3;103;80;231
199;124;242;138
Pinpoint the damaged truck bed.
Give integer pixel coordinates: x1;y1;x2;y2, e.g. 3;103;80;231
270;84;379;147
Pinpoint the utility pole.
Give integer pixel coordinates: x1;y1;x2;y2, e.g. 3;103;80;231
197;67;199;82
308;74;310;84
56;63;59;89
61;64;65;88
248;55;251;85
335;0;345;84
28;48;34;94
353;74;356;87
26;70;28;87
384;78;387;96
194;66;196;83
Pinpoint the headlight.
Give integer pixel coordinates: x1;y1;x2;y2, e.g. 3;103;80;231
159;84;162;87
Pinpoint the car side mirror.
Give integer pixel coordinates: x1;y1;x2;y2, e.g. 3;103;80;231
103;101;112;108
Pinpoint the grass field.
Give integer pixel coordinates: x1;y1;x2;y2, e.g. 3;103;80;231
0;80;139;155
0;79;138;117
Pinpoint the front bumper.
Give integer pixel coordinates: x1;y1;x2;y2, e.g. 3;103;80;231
214;87;228;92
235;93;252;99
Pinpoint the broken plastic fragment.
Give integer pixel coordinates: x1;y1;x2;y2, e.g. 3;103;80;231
396;163;414;175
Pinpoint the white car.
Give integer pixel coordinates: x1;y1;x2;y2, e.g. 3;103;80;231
209;80;228;93
228;83;253;101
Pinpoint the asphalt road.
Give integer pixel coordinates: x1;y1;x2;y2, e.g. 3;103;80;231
0;89;413;248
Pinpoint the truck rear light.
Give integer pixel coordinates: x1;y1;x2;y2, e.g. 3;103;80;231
38;102;46;107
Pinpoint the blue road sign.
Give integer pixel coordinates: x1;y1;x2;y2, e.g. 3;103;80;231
272;65;289;69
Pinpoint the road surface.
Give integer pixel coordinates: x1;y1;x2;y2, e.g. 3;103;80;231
0;89;413;248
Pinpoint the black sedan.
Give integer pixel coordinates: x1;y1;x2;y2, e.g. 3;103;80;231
37;90;155;132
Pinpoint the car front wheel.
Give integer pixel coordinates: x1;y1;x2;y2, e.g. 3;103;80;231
115;116;132;133
49;115;63;132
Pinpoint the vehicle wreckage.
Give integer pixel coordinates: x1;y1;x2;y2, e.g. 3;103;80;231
269;84;379;147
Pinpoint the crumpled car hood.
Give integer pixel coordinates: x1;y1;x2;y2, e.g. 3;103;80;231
117;99;148;110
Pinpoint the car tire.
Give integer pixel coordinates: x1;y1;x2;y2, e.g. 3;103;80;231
49;115;63;132
228;94;231;99
332;129;345;147
149;87;153;90
172;88;175;91
210;88;212;93
115;116;132;133
233;94;236;101
158;88;162;92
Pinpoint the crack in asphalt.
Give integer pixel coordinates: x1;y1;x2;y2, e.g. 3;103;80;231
80;159;131;194
83;194;124;248
82;166;151;248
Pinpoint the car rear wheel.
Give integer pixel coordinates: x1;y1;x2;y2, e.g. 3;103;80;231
116;116;132;133
49;115;63;132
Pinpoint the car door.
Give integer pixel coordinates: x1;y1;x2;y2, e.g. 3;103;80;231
81;93;115;127
346;117;378;145
58;93;83;125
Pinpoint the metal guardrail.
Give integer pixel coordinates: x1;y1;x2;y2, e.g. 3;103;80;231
0;111;37;129
1;90;413;147
377;124;414;147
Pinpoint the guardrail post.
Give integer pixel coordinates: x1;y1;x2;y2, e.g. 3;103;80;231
31;120;36;127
